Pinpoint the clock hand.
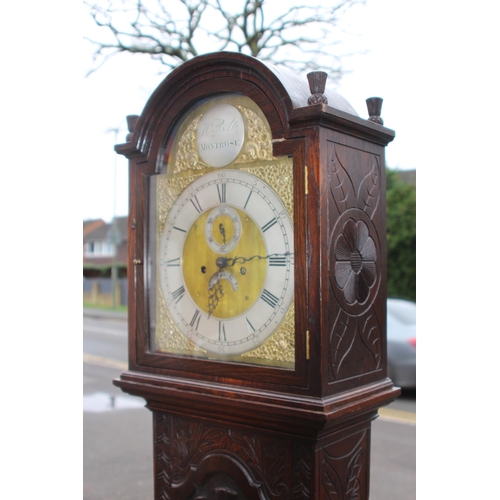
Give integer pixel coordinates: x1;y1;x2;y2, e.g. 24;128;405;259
208;271;238;292
207;252;292;317
224;251;294;267
219;223;227;245
207;257;231;318
207;275;224;318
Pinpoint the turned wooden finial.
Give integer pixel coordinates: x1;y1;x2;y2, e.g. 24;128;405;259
126;115;140;141
366;97;384;125
307;71;328;105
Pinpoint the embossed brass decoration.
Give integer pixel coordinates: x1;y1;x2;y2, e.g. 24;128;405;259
170;96;274;175
155;95;295;367
235;106;273;163
156;290;206;354
242;303;295;364
173;116;205;173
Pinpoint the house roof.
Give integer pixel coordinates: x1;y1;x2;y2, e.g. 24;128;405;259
83;216;128;243
83;219;105;237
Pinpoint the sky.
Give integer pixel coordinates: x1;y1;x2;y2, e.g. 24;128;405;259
80;0;456;223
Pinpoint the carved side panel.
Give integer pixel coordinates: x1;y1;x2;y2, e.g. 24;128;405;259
327;140;385;385
153;412;314;499
154;412;172;500
291;440;314;499
320;427;370;500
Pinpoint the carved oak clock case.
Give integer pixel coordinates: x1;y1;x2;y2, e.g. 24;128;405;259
114;52;399;499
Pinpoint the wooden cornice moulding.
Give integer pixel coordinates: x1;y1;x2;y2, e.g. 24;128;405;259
288;104;396;146
115;371;397;436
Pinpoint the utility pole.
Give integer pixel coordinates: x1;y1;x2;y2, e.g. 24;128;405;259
107;125;122;309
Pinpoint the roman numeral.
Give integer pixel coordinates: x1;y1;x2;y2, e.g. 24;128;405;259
166;258;180;267
190;195;203;213
262;217;278;233
245;317;255;332
217;183;226;203
261;289;279;309
171;286;186;304
190;309;201;330
244;190;252;209
218;321;226;341
269;256;287;266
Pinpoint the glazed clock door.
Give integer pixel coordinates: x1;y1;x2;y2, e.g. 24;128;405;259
149;94;296;369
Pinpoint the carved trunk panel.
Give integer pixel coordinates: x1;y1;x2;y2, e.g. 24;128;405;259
153;412;317;499
320;426;371;500
153;411;376;499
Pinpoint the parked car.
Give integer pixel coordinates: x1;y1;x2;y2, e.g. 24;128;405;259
387;298;416;389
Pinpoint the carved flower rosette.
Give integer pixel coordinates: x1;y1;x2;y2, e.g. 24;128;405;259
330;209;381;316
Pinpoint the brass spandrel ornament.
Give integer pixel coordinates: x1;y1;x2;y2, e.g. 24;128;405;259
157;173;204;237
234;106;273;163
173;115;205;173
170;97;274;175
241;303;295;364
156;290;206;354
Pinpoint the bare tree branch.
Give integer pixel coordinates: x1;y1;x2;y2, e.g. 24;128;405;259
84;0;365;79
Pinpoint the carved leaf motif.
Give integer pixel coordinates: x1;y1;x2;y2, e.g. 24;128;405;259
357;157;381;219
359;314;382;369
156;470;171;500
329;309;356;379
263;443;289;495
230;432;288;497
345;447;363;500
154;414;172;497
291;441;312;499
322;456;342;499
172;420;228;471
232;433;262;470
329;145;356;214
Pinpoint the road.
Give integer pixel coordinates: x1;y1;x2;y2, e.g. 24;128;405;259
83;311;415;499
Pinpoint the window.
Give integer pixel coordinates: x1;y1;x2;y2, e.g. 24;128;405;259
85;241;115;257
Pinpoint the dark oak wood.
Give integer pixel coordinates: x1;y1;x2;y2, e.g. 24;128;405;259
114;51;399;499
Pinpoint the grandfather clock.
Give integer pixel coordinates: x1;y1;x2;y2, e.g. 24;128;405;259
114;52;399;498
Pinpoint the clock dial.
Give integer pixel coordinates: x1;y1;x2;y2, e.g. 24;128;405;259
159;169;294;355
204;205;242;254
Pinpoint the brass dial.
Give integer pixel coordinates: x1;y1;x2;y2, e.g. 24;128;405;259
159;169;294;355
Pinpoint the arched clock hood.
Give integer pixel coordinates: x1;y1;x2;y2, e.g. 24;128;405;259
119;51;375;161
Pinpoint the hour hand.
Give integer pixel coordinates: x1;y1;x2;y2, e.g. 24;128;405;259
219;223;226;244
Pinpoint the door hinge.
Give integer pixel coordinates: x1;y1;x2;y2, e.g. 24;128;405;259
306;330;310;360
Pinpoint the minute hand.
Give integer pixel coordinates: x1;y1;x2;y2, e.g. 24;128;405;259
225;251;293;267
